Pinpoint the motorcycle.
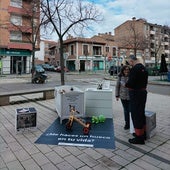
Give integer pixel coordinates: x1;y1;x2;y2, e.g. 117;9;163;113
32;72;47;84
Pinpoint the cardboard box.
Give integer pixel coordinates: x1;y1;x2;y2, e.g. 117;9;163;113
15;107;37;131
54;86;85;124
130;111;156;139
145;111;156;139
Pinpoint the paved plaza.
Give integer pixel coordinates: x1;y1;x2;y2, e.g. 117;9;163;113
0;74;170;170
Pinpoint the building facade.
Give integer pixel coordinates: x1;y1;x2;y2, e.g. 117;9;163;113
0;0;40;74
49;33;119;72
114;17;170;67
35;40;57;65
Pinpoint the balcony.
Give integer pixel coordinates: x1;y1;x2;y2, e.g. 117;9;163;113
164;50;169;54
8;24;32;33
8;41;32;50
150;30;155;35
8;6;31;16
164;42;169;45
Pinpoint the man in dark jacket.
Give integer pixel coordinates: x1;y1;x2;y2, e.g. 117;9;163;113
126;55;148;144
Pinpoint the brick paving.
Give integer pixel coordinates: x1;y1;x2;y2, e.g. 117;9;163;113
0;74;170;170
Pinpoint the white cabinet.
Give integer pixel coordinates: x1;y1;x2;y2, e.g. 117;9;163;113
85;88;113;118
54;86;85;124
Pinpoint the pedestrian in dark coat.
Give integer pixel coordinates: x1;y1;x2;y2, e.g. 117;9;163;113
126;55;148;144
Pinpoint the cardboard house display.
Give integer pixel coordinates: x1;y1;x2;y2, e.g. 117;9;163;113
15;107;37;132
54;86;85;124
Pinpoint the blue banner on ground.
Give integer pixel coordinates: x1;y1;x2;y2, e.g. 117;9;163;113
35;118;115;149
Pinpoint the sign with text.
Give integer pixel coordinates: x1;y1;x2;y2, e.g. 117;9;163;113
35;118;115;149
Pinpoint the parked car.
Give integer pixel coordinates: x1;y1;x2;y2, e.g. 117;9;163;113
56;66;69;72
48;65;55;71
42;64;55;71
108;66;121;75
35;65;45;74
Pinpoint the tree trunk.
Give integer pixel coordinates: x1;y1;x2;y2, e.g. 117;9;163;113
59;38;65;85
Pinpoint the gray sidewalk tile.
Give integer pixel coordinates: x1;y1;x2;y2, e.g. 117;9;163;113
56;161;76;170
125;163;145;170
83;148;103;160
31;152;50;166
7;141;23;152
133;159;161;170
35;144;52;154
53;146;71;157
45;151;63;164
1;150;17;163
111;155;129;167
64;155;85;169
0;79;170;170
24;144;40;155
126;148;144;157
157;162;170;170
14;149;31;162
0;156;6;169
78;166;92;170
21;158;41;170
78;153;99;167
95;148;116;157
41;162;59;170
141;155;161;167
65;146;83;156
6;160;25;170
98;156;122;169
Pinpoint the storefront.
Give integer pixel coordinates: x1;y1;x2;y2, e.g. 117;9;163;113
0;49;31;74
77;56;105;72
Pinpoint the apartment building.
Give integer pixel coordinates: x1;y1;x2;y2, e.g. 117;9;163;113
49;33;118;71
0;0;40;74
35;40;57;65
114;17;170;67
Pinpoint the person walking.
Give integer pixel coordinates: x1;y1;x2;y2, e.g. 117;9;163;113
125;55;148;144
115;65;130;130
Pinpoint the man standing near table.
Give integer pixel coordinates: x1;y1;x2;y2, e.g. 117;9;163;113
126;55;148;144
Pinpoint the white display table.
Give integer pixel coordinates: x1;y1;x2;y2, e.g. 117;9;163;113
54;86;85;124
85;88;113;118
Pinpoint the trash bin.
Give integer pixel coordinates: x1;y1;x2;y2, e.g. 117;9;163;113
167;72;170;82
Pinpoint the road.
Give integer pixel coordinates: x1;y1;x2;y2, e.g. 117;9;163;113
0;71;169;96
49;72;170;96
147;84;170;96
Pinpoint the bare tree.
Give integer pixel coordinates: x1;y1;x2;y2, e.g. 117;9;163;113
117;19;148;60
152;25;170;68
41;0;102;85
151;35;163;68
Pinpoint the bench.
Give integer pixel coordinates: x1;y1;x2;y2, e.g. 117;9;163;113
0;87;55;106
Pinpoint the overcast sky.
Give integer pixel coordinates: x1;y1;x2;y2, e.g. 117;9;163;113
83;0;170;37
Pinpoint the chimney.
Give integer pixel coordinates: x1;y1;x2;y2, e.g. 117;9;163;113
132;17;136;20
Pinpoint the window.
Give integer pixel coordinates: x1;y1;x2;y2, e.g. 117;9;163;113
113;47;116;56
93;46;102;56
10;15;22;26
70;45;74;55
105;46;109;53
10;31;22;41
10;0;22;8
83;45;88;56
